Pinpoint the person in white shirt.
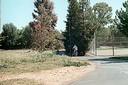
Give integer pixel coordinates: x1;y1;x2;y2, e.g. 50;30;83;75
72;44;78;56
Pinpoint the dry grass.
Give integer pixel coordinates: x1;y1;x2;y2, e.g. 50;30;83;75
0;50;89;74
0;78;41;85
0;50;62;73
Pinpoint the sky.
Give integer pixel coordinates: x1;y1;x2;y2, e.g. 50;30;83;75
1;0;126;32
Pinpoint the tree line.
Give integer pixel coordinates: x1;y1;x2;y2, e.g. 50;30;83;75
0;24;32;49
0;23;63;50
0;0;128;55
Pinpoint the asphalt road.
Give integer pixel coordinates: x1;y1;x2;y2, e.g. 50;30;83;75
69;56;128;85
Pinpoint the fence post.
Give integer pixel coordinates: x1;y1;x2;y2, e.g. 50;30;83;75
112;30;115;56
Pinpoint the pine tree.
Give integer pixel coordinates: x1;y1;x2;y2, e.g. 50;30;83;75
29;0;57;51
63;0;96;55
115;0;128;37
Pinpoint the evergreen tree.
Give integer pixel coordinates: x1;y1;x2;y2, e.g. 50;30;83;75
63;0;82;55
29;0;57;51
63;0;96;55
115;0;128;37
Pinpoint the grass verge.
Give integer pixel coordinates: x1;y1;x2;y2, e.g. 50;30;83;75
109;56;128;60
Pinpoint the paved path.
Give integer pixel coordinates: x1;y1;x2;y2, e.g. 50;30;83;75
69;56;128;85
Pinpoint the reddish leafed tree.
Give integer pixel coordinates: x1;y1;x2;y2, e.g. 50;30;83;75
29;0;57;51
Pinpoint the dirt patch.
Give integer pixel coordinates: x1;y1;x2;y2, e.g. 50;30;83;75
0;62;97;85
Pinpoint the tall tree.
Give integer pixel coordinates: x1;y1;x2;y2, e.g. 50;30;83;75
93;2;112;46
29;0;57;51
63;0;97;55
115;0;128;37
63;0;83;55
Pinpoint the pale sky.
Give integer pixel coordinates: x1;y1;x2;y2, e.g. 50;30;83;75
1;0;126;32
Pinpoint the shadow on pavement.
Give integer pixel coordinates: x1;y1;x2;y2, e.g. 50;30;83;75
89;58;128;64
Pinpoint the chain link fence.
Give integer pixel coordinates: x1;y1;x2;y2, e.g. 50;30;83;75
90;36;128;56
